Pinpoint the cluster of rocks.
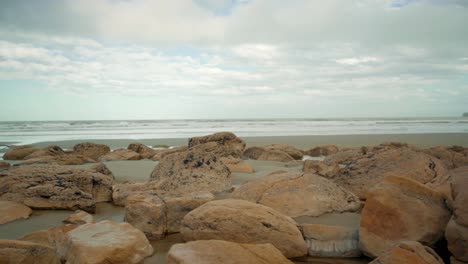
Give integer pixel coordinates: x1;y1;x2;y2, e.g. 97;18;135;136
1;132;467;263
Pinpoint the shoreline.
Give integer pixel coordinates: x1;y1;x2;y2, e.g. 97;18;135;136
27;133;468;150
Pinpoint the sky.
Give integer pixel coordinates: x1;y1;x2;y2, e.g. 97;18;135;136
0;0;467;121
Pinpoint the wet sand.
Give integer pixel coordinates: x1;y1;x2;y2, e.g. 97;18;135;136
0;159;367;263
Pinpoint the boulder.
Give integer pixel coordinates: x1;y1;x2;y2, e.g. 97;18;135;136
0;161;9;171
152;146;188;161
127;143;157;159
423;146;468;169
18;224;77;252
124;192;214;239
166;240;293;264
2;146;39;160
88;163;114;178
303;160;341;178
359;176;451;257
0;165;114;212
99;149;141;161
231;171;360;217
264;144;304;160
20;154;95;165
243;146;266;160
369;241;444;264
333;148;448;199
150;150;231;195
181;199;308;258
445;218;468;262
0;200;32;224
62;220;153;264
258;149;295;162
301;224;360;257
23;145;65;159
306;145;339;157
220;158;254;173
323;148;365;165
112;182;147;206
243;146;299;162
63;210;94;225
188;132;246;158
0;240;60;264
72;142;110;161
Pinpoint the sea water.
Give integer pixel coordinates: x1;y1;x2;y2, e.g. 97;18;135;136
0;118;467;146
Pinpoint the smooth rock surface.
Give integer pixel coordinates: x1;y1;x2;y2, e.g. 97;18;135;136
306;145;339;157
63;210;95;225
0;201;32;224
369;241;444;264
0;239;60;264
128;143;157;159
3;146;39;160
166;240;293;264
72;142;111;161
303;160;341;178
220;157;254;173
181;199;307;258
231;171;361;217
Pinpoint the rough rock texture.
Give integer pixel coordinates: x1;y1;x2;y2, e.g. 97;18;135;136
359;176;451;257
243;146;298;162
257;149;295;162
150;150;231;195
301;224;360;257
88;163;114;178
445;166;468;262
63;210;95;225
242;146;267;160
152;146;189;161
166;240;293;264
264;144;304;160
324;148;366;166
181;199;308;258
231;171;361;217
188;132;246;158
124;192;215;239
23;145;65;159
369;241;444;264
0;200;32;224
303;160;341;178
0;165;114;212
0;161;10;168
20;154;95;165
112;182;147;206
306;145;339;157
2;146;39;160
72;142;110;161
18;224;77;253
99;149;141;161
128;143;157;159
423;145;468;169
62;220;153;264
220;158;254;173
333;148;448;199
0;239;61;264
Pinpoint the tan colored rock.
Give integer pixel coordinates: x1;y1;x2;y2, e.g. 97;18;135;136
258;149;295;162
20;153;95;165
152;146;188;161
301;224;360;257
220;158;254;173
99;148;141;161
63;210;95;225
150;150;231;195
128;143;157;159
323;148;365;165
23;145;65;159
359;176;451;257
188;132;246;158
2;146;39;160
0;201;32;224
333;148;448;199
306;145;339;157
369;241;444;264
0;239;60;264
89;162;114;178
231;171;360;217
446;218;468;262
166;240;293;264
181;199;308;258
0;165;114;212
72;142;110;161
62;220;153;264
264;144;304;160
243;146;266;160
243;145;301;162
0;161;9;168
303;160;340;178
423;145;468;169
112;181;147;206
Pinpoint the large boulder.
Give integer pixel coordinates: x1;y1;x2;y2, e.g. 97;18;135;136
423;145;468;169
0;165;114;212
445;166;468;262
166;240;293;264
23;145;65;159
127;143;157;159
188;132;246;158
63;210;95;225
303;160;341;178
125;192;215;239
181;199;308;258
258;149;295;162
323;148;366;165
150;150;231;195
2;146;39;160
264;144;304;160
243;146;298;162
0;240;60;264
99;149;141;161
306;145;339;157
72;142;110;161
301;224;360;257
369;241;444;264
0;201;32;224
333;148;448;199
220;157;254;173
112;182;147;206
20;154;95;165
359;176;451;257
62;220;153;264
18;224;77;252
152;146;188;161
231;171;360;217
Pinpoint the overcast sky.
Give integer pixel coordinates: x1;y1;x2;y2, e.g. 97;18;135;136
0;0;467;121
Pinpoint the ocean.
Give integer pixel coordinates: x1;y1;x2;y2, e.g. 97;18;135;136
0;118;467;147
